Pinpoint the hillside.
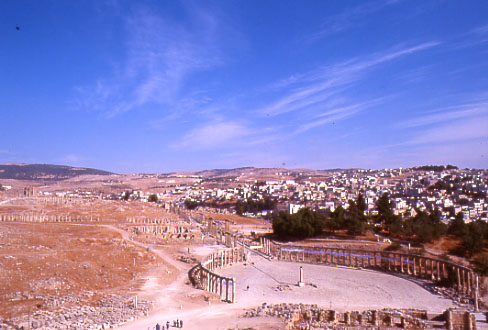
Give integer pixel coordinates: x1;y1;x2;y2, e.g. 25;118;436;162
0;164;113;181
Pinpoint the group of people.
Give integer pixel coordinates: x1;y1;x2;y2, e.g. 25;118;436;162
154;319;183;330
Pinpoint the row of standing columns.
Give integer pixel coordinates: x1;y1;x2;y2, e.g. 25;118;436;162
197;267;236;303
0;214;100;222
277;246;478;309
189;247;245;303
260;237;272;255
192;217;479;310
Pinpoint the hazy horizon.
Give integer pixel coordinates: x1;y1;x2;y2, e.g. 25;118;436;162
2;1;487;173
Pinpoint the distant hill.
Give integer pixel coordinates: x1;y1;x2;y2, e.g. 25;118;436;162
169;167;342;179
0;164;113;181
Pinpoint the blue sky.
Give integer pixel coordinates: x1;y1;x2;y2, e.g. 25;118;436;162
1;0;487;173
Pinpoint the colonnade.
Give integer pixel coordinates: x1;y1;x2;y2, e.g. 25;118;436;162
188;247;245;303
132;225;192;234
184;211;480;309
126;217;182;224
0;214;100;222
259;236;272;255
276;245;478;308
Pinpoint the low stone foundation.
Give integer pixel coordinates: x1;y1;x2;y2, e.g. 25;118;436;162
244;304;477;330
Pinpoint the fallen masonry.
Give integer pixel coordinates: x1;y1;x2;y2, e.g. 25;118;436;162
0;295;151;330
244;303;478;330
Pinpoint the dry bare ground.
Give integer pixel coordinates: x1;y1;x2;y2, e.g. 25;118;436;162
0;223;172;319
0;198;177;221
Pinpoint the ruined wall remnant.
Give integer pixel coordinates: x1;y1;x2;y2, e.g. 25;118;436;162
445;309;477;330
245;304;478;330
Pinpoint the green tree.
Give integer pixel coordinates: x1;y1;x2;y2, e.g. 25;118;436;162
448;212;467;237
346;199;365;236
404;208;446;243
121;190;131;201
148;194;158;203
272;208;325;240
375;193;394;225
184;199;200;210
472;254;488;276
356;193;366;214
462;222;485;256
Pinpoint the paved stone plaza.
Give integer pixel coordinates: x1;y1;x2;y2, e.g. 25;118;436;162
219;257;456;313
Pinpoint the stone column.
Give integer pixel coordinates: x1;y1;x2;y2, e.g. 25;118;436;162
474;275;479;312
400;256;404;273
457;267;461;291
463;269;467;293
298;266;304;287
225;279;229;302
219;277;223;299
437;261;441;281
231;278;236;303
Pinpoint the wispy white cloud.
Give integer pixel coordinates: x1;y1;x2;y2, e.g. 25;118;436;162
294;98;387;134
398;100;488;128
172;121;252;150
257;42;438;117
172;119;282;151
75;6;225;118
404;116;488;145
449;22;488;50
309;0;402;41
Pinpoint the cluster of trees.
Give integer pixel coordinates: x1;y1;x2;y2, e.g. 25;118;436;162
447;212;488;257
414;165;458;172
324;194;367;236
184;199;201;210
271;192;487;260
235;197;277;215
272;208;325;240
183;196;277;215
121;190;132;201
272;194;368;240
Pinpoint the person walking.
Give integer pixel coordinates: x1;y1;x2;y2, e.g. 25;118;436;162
166;321;170;329
155;323;161;330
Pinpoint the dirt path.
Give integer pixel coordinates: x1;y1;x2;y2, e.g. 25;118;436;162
103;225;283;329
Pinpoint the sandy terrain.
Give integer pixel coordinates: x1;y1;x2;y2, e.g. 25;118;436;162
0;223;171;319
